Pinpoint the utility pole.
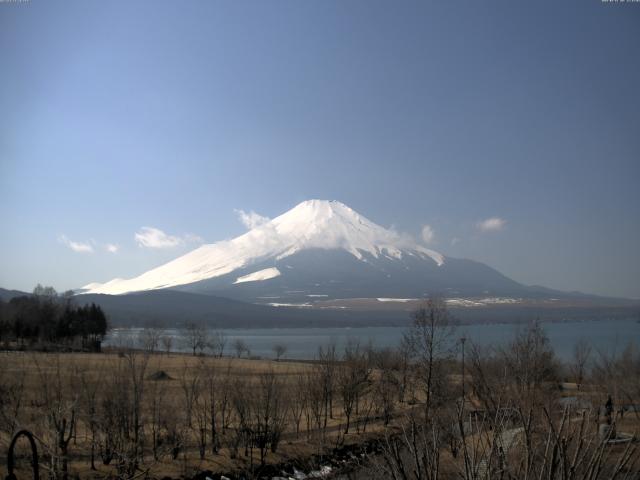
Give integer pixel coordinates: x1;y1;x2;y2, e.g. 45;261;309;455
460;336;467;402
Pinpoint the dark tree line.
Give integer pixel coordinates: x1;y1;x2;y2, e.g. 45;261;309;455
0;284;107;349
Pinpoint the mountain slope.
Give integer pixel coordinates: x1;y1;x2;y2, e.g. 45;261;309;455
0;287;30;302
175;248;526;303
81;200;445;296
80;199;590;303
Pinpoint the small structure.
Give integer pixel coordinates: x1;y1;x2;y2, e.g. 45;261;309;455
6;430;39;480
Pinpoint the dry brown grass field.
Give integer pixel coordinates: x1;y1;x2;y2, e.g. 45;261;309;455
0;349;414;479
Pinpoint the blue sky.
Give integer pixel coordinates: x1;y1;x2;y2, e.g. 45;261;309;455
1;1;639;298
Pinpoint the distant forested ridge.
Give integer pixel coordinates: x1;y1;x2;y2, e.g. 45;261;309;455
0;284;107;350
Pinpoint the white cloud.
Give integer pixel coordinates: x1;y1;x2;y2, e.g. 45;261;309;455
134;226;202;249
451;237;460;246
105;243;119;254
183;233;204;244
421;225;435;244
235;209;270;230
477;217;507;232
135;227;181;248
59;235;94;253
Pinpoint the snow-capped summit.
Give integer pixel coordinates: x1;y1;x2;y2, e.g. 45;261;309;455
81;200;444;295
265;200;443;264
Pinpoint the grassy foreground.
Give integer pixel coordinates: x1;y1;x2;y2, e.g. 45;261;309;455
2;313;639;480
0;349;410;479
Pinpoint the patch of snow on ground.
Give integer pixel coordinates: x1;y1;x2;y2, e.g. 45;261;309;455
233;267;281;284
292;468;307;479
446;297;522;307
308;465;333;478
446;298;485;307
377;298;418;303
479;297;521;304
267;302;313;308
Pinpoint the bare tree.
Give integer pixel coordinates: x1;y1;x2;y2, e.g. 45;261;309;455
34;354;78;480
404;297;456;420
122;348;150;474
93;341;151;475
230;376;250;460
304;367;326;448
183;322;208;356
0;354;26;437
337;340;371;434
288;370;308;437
374;391;640;480
457;405;639;480
250;370;288;464
79;364;103;470
161;334;173;355
317;342;337;427
571;338;592;390
373;348;398;426
138;327;164;353
209;330;227;357
192;362;208;460
147;366;167;461
616;343;640;419
233;338;249;358
593;342;640;421
376;411;442;480
273;343;287;361
499;321;559;409
467;343;508;413
179;360;201;428
203;358;221;454
468;323;560;414
395;341;412;404
96;357;129;467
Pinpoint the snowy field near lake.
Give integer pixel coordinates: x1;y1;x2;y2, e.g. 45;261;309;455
104;318;640;362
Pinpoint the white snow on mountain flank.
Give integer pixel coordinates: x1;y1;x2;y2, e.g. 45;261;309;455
233;267;281;284
81;200;445;295
377;298;418;303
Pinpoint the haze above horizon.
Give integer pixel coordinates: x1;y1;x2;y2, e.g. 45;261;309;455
1;1;639;298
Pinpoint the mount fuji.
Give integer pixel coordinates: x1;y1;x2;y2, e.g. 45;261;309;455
81;200;555;305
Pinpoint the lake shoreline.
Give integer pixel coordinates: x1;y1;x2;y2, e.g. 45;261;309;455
105;317;640;362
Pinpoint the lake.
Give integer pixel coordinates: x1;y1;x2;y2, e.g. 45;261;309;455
104;318;640;361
